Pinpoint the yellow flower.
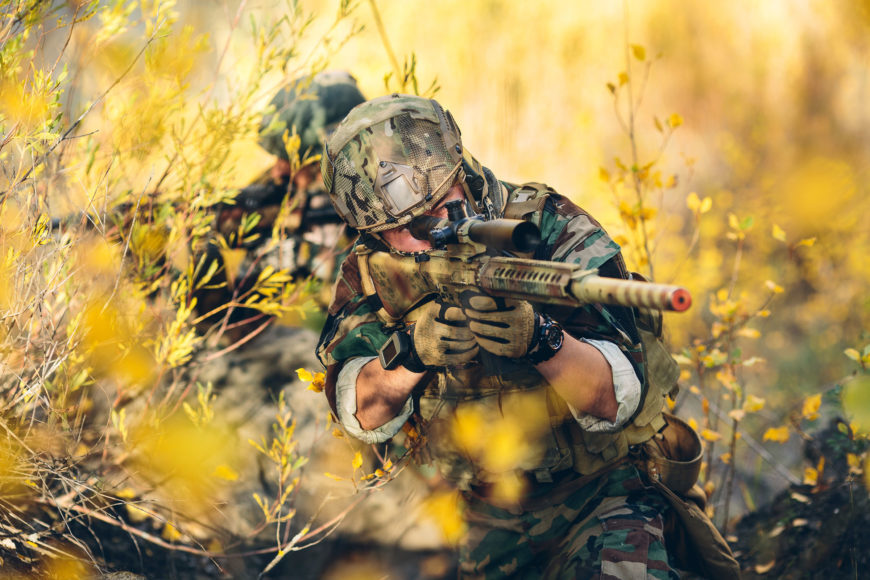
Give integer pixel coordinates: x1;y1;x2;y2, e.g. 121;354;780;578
743;394;766;413
763;426;790;444
700;429;722;442
296;368;325;392
802;394;822;421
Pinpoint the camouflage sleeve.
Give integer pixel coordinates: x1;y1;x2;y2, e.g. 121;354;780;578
316;250;392;416
533;193;645;388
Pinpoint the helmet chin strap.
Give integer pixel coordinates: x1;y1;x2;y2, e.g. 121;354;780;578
362;230;425;257
460;152;502;221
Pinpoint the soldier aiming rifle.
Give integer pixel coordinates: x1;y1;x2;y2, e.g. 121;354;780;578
315;94;739;578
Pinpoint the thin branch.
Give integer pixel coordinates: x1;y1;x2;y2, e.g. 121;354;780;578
3;17;166;198
367;0;402;83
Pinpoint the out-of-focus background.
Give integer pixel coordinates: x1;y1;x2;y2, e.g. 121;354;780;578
2;0;869;577
197;0;870;388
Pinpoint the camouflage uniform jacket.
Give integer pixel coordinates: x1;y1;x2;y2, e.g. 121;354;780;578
316;180;662;489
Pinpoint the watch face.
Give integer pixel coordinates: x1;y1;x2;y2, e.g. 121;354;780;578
545;323;564;351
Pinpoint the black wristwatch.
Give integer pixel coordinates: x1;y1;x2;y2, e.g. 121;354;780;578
526;313;564;364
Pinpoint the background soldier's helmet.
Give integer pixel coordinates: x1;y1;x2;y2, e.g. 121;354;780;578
321;94;466;232
258;70;366;161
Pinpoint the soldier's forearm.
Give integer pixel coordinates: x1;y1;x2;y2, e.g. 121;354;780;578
355;358;425;431
535;334;618;422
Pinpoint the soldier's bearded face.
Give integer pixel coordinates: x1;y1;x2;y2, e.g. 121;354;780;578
380;183;465;253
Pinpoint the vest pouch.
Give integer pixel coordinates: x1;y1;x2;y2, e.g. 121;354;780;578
641;413;702;495
637;414;740;578
648;480;741;579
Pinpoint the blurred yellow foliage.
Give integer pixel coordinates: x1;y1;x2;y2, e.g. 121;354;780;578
701;429;722;443
686;192;712;215
842;375;870;432
801;394;822;422
0;78;53;130
130;415;240;515
79;300;155;387
763;426;790;444
743;394;765;413
422;490;467;545
449;391;551;476
296;367;326;392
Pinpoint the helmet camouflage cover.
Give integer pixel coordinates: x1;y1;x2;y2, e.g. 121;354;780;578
258;70;366;161
321;94;465;232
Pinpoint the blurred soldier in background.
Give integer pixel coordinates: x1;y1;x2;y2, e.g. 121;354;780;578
194;71;365;344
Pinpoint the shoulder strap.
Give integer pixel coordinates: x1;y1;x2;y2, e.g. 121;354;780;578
502;182;553;227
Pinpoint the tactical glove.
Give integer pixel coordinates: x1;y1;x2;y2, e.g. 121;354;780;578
410;299;479;369
462;293;537;359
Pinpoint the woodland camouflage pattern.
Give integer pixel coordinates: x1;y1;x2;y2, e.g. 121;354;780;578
460;464;678;579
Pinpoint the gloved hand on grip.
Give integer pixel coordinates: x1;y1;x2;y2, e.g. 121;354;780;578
410;299;479;369
462;293;536;359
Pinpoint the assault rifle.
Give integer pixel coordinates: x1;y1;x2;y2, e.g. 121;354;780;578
357;199;691;328
215;173;345;232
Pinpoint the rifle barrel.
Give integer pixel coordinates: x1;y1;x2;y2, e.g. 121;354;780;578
571;275;692;312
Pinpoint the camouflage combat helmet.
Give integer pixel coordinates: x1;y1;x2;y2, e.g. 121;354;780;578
258;70;366;161
321;93;470;232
